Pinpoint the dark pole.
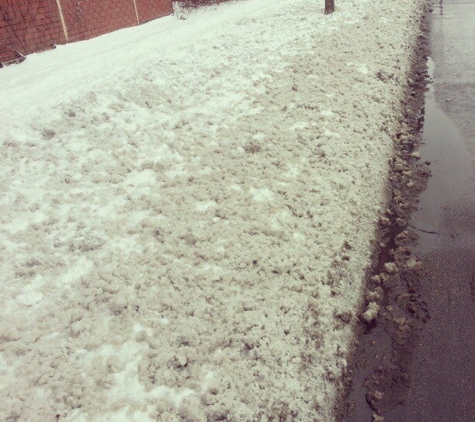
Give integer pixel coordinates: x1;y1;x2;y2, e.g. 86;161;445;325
325;0;335;15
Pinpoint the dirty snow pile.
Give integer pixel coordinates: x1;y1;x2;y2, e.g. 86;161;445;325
0;0;425;420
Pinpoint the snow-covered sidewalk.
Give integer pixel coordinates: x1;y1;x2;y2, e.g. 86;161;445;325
0;1;425;420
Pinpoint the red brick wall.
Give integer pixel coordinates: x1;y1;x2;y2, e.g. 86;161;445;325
177;0;235;6
137;0;173;24
0;0;173;63
0;0;66;61
61;0;137;43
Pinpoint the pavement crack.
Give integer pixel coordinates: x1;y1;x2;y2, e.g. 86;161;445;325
408;223;440;235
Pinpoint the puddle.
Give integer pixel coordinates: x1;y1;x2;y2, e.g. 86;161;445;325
410;57;473;254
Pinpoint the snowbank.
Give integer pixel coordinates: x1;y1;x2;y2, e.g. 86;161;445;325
0;0;425;420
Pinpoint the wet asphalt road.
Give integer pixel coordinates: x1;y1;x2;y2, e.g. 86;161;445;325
385;1;475;421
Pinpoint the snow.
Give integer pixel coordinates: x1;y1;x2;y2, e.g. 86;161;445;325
0;0;425;420
362;302;380;323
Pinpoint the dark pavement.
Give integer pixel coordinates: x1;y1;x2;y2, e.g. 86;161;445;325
386;0;475;421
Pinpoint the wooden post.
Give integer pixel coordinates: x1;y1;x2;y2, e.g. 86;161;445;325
325;0;335;15
55;0;69;42
132;0;141;25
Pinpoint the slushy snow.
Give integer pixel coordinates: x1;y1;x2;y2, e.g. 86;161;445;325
0;0;425;420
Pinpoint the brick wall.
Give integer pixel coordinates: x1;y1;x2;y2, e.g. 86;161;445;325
61;0;137;43
0;0;173;64
0;0;66;62
137;0;173;24
177;0;235;6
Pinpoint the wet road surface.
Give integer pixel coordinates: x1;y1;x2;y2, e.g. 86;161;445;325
342;1;475;420
386;0;475;420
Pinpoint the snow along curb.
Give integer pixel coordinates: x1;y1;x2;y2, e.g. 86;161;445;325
0;0;427;420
